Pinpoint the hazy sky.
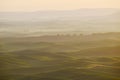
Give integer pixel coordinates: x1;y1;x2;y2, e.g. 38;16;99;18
0;0;120;11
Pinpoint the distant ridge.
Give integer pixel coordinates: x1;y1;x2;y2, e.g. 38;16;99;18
0;8;120;36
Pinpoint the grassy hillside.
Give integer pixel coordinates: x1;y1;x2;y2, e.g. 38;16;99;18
0;33;120;80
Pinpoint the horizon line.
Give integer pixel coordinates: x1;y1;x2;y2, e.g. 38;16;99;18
0;8;120;13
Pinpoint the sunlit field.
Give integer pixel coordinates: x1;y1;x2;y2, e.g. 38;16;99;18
0;8;120;80
0;32;120;80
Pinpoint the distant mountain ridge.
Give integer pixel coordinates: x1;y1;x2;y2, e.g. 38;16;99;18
0;8;120;36
0;8;119;21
